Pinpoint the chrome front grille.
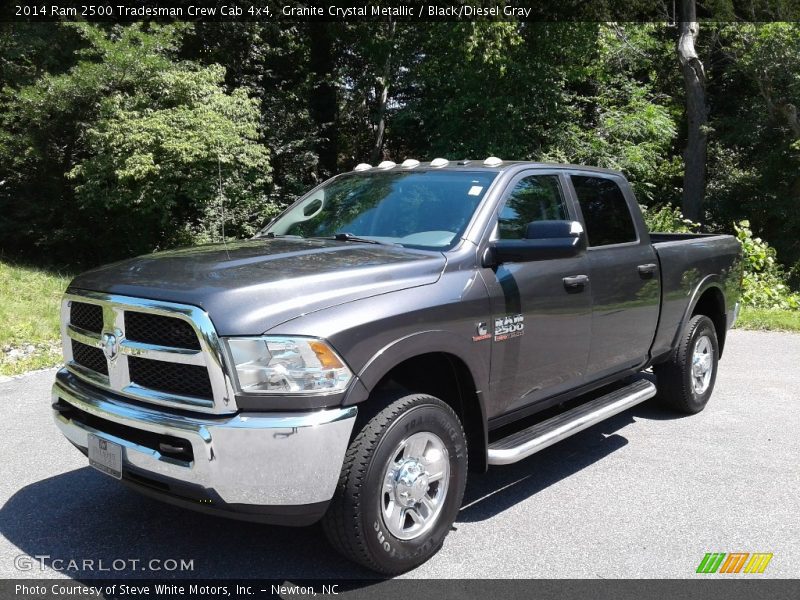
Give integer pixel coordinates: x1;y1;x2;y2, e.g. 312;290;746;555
71;340;108;375
70;302;103;333
124;312;202;350
128;356;213;399
61;291;237;414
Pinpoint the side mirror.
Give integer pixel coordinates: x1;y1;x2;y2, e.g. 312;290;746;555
486;220;585;265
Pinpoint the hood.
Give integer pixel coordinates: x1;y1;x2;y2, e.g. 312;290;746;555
69;238;446;335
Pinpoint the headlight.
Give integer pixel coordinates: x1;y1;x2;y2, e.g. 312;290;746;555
226;337;353;394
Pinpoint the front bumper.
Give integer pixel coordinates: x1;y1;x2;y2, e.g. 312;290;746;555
52;369;357;525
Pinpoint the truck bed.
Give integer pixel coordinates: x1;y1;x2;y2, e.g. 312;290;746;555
649;231;741;362
649;232;725;243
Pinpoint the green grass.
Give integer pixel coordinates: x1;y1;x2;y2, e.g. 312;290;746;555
735;306;800;333
1;258;798;377
0;261;72;376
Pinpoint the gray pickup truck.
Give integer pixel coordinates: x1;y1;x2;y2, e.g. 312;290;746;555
52;158;741;573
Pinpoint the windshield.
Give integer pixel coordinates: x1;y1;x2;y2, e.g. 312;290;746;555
260;170;498;250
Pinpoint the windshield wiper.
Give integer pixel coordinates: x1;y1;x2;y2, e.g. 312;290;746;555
329;232;385;245
261;232;304;239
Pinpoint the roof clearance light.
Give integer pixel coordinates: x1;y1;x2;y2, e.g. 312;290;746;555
377;161;396;169
354;163;372;171
401;159;420;168
484;156;503;167
430;158;449;168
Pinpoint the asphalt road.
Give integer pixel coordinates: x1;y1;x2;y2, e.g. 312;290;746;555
0;330;798;580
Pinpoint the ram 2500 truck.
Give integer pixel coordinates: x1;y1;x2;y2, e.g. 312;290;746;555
52;158;741;573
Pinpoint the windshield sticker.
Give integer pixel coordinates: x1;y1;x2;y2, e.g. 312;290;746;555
494;314;524;341
468;185;483;196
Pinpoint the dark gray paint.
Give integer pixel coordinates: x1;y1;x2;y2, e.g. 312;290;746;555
66;161;742;436
563;173;662;380
70;238;446;336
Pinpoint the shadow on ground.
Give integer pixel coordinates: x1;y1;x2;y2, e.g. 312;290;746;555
1;401;672;579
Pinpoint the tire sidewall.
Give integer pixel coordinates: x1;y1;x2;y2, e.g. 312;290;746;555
682;316;719;410
360;401;467;572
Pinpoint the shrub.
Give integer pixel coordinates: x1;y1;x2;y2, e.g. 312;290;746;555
734;221;800;310
642;206;799;311
640;203;700;233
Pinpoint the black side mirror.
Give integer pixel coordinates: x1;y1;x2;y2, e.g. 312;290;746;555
486;220;585;265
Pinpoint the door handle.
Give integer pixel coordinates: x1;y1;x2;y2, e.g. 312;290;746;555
562;274;589;289
638;263;657;277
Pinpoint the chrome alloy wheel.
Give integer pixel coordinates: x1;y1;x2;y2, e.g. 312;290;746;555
380;431;450;540
691;334;714;394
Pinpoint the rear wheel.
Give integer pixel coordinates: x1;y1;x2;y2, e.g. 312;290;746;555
654;314;719;414
322;392;468;574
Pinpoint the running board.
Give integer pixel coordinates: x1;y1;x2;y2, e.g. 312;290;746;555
487;379;657;466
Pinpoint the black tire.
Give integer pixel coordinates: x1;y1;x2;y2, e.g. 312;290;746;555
654;314;719;414
322;392;468;574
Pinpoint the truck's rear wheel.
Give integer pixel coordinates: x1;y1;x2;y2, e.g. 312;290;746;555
654;314;719;414
322;392;467;574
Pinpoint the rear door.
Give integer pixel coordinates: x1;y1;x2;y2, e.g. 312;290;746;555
567;173;661;381
483;171;591;417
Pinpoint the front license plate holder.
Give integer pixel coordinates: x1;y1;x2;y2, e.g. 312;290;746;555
88;434;123;480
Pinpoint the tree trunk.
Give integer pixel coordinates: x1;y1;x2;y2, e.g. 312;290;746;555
677;0;707;223
370;19;396;164
308;23;338;179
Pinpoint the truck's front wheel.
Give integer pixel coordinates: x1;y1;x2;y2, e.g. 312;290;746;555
322;392;468;574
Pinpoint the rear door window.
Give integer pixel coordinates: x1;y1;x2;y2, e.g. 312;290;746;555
571;176;637;246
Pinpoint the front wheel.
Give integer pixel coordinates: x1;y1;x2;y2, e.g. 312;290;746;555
654;314;719;414
322;392;468;574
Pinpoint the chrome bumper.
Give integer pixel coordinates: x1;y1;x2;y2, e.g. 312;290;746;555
52;369;356;508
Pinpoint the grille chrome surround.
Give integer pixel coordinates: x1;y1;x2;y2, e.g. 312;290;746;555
60;291;237;414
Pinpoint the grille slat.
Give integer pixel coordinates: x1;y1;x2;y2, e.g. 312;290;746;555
128;356;213;399
70;302;103;333
71;340;108;375
125;312;201;350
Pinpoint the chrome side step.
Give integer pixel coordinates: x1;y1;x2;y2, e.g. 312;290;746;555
487;379;657;466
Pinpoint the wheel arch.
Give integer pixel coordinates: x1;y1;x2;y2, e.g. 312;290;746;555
344;332;489;473
684;278;728;357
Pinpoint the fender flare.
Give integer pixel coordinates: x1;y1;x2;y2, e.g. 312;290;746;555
342;329;490;463
345;329;489;402
672;275;727;355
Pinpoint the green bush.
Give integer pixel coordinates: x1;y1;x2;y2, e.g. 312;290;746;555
641;203;699;233
642;206;799;311
0;23;273;265
734;221;800;310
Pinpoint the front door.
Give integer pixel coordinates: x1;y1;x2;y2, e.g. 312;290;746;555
483;172;592;418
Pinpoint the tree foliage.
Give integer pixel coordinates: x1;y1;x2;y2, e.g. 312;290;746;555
0;23;270;263
735;221;800;310
0;18;799;308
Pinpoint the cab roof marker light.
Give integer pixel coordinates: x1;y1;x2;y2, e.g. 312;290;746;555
377;161;396;169
354;163;372;171
430;158;449;168
484;156;503;167
401;159;420;168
